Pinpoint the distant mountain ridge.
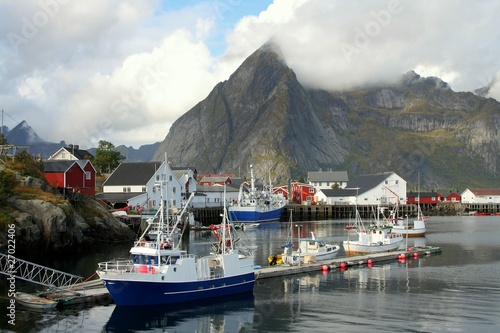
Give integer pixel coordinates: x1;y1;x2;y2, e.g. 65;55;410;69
152;42;500;191
3;120;158;162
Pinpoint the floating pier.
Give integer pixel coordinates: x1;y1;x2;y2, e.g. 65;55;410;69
255;245;441;279
35;245;441;308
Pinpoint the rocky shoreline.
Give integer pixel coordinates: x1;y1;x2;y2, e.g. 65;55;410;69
0;192;135;256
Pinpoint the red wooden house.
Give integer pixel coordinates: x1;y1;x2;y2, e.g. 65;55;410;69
273;185;289;200
199;176;233;186
44;160;96;196
444;192;461;203
407;191;442;205
291;182;317;204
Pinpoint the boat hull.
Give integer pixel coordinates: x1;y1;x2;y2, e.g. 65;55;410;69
228;206;284;223
343;239;404;255
100;272;255;306
391;219;426;238
283;249;340;265
391;227;426;238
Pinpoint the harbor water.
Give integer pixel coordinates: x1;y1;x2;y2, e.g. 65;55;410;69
2;216;500;332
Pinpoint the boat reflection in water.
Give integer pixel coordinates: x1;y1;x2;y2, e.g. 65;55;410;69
103;293;255;332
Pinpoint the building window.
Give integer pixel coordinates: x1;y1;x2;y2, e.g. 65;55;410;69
169;175;172;181
85;171;91;180
142;187;146;192
62;152;66;159
156;175;160;181
309;188;315;194
123;187;127;193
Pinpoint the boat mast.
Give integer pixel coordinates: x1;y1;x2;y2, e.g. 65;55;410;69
250;164;255;194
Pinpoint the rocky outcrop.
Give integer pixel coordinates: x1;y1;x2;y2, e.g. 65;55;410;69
0;194;135;255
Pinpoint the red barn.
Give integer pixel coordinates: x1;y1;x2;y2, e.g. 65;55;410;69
44;160;96;196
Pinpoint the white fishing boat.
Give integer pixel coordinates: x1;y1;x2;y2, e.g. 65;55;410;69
228;165;286;223
343;206;404;255
391;205;426;238
97;180;255;306
15;292;58;310
269;210;340;266
282;232;341;265
390;180;426;238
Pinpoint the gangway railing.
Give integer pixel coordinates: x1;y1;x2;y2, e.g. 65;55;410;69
0;253;83;289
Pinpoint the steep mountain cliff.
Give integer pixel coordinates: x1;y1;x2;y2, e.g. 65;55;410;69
154;43;500;190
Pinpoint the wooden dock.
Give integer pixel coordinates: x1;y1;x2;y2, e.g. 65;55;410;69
42;246;440;308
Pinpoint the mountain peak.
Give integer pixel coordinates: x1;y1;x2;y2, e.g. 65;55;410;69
6;120;47;145
402;70;451;90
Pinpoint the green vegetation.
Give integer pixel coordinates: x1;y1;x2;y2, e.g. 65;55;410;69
92;140;125;175
0;133;7;145
0;169;18;201
7;150;45;179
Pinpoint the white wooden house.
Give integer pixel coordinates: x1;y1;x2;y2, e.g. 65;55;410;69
126;161;183;211
461;188;500;204
100;161;184;210
190;185;239;208
48;144;93;160
315;172;407;206
307;171;349;190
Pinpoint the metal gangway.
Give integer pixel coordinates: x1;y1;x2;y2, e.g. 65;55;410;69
0;253;83;289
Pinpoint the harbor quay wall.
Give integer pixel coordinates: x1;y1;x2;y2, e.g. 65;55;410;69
191;204;421;226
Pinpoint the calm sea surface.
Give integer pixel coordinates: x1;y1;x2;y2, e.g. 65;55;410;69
2;216;500;332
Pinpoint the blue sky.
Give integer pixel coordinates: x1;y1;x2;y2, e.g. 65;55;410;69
1;0;499;148
154;0;272;55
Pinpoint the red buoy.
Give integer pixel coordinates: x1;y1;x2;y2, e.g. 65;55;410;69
322;265;329;271
367;259;372;265
413;252;419;258
340;262;346;269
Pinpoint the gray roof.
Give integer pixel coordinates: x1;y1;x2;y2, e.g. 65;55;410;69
95;192;142;203
200;176;231;183
407;191;441;198
63;146;94;159
103;162;163;186
347;172;394;194
308;171;348;182
196;185;239;193
44;160;77;172
320;188;359;197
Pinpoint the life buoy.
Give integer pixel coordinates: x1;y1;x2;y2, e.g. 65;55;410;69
160;241;171;250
